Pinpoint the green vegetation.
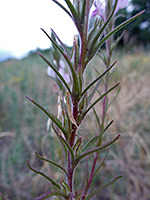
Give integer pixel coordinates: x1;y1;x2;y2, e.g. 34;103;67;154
127;0;150;46
0;49;150;199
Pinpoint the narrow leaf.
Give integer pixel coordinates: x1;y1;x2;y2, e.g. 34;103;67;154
81;60;117;97
60;180;70;193
64;0;81;32
84;175;123;200
51;0;72;18
25;96;68;138
41;29;79;93
59;135;75;162
64;0;77;19
81;0;86;22
95;10;145;54
35;191;67;200
35;152;67;175
82;120;113;153
82;83;120;119
51;28;70;57
38;52;71;94
75;134;120;167
107;85;121;110
87;0;119;62
87;19;101;47
87;76;102;105
52;123;68;159
92;107;101;130
93;148;109;177
27;160;60;190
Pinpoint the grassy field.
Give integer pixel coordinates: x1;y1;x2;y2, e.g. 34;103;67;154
0;48;150;200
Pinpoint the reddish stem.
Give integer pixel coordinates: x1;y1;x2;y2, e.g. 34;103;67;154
70;102;78;147
68;152;73;193
82;153;98;199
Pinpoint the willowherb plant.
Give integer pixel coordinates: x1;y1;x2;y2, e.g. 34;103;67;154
25;0;144;199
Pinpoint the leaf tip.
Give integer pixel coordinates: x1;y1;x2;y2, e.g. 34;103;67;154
117;134;121;139
25;96;32;102
37;51;42;56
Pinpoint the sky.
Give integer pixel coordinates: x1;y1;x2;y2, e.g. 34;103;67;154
0;0;78;59
0;0;133;60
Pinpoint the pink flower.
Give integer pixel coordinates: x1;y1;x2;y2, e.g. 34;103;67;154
115;0;129;14
91;0;129;19
47;67;56;78
58;67;70;83
91;0;105;20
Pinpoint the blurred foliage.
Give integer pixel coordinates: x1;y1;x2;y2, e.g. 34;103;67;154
116;0;150;46
128;0;150;46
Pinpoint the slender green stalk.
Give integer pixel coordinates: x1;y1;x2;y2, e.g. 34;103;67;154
25;1;144;199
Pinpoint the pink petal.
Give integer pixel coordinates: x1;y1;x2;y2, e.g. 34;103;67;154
47;67;56;78
115;0;129;14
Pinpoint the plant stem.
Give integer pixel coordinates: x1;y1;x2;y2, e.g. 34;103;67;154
68;100;78;199
82;153;98;199
68;152;74;200
70;101;78;147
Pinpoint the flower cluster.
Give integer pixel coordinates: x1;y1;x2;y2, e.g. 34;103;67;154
92;0;129;19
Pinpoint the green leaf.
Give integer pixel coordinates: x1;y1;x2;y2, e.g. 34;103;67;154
27;160;60;190
82;83;120;119
93;148;109;177
87;0;119;62
87;19;102;51
73;137;82;151
41;29;79;94
52;123;68;160
84;175;123;200
81;0;86;23
98;50;107;65
25;96;68;138
73;137;82;156
82;120;113;153
38;52;71;94
81;60;117;97
35;152;67;175
74;134;120;167
60;180;70;193
64;0;81;32
59;135;75;162
107;85;121;110
51;28;70;57
95;10;145;54
87;76;101;105
92;107;101;130
51;0;72;18
35;191;67;200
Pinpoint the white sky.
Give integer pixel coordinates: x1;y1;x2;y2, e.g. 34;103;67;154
0;0;78;58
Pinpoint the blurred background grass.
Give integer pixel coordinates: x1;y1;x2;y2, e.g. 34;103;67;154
0;48;150;200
